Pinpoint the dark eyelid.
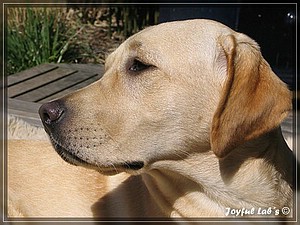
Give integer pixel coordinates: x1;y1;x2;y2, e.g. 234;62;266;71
129;59;151;72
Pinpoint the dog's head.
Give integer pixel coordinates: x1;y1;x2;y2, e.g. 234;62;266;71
39;19;291;175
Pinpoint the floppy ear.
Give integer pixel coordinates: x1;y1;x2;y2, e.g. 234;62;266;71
211;33;292;158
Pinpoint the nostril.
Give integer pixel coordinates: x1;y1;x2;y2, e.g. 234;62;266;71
46;108;63;124
39;101;64;125
42;112;51;124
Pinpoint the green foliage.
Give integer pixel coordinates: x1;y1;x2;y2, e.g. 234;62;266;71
6;6;160;75
114;6;160;38
74;6;160;39
7;8;80;75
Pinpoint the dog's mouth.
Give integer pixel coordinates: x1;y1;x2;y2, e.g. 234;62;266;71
52;140;88;166
49;136;144;175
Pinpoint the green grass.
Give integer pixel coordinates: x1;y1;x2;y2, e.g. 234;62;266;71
6;6;160;75
6;8;80;75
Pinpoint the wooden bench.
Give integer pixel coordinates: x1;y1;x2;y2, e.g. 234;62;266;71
8;63;104;127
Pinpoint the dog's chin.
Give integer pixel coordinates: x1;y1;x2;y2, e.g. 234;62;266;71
50;138;145;175
51;141;89;167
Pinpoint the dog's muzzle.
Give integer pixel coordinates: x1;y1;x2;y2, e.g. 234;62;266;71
38;100;145;173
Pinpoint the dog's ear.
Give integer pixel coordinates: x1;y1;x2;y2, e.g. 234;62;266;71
211;34;292;158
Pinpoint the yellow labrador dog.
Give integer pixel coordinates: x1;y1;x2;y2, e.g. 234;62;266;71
8;19;295;218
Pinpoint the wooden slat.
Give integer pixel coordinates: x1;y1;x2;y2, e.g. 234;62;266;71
58;63;103;74
39;74;101;103
8;109;43;127
8;64;58;86
7;63;104;126
8;67;77;98
8;98;41;114
8;98;43;127
15;71;101;102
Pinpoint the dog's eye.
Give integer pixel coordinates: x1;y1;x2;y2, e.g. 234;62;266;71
129;59;151;72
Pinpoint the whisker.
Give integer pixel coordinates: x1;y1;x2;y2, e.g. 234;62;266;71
110;162;119;174
95;162;105;174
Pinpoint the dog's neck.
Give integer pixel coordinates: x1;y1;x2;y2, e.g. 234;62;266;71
144;128;294;217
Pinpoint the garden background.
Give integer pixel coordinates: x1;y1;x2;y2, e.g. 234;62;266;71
6;6;159;75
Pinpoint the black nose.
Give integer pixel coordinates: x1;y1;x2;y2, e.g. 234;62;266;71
39;101;65;126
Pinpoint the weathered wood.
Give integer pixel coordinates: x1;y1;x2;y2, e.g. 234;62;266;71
8;67;77;98
7;64;58;86
58;63;103;73
8;63;104;102
40;77;99;103
8;98;41;114
8;98;43;127
7;63;104;125
15;70;101;103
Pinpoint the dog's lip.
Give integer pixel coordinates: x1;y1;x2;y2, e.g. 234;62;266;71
92;161;144;176
52;140;88;166
120;161;144;170
49;137;145;172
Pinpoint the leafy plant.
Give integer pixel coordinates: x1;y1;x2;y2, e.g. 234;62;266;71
6;6;160;75
6;8;81;75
